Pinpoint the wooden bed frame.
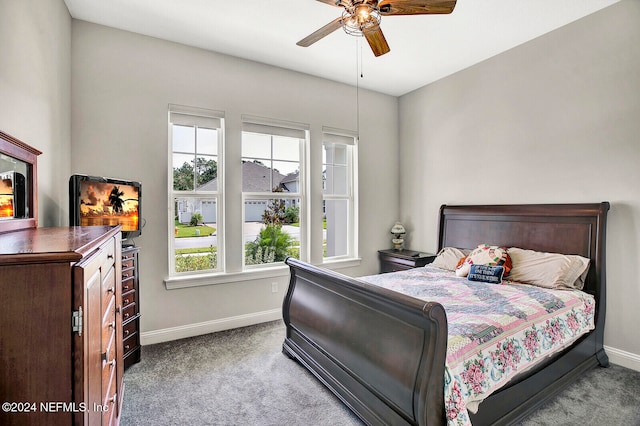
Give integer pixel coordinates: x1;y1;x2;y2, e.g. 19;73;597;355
282;203;610;425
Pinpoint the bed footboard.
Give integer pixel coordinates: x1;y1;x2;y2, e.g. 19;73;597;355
282;258;448;426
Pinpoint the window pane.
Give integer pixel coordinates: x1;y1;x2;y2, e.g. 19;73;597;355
324;199;349;258
173;125;195;153
242;159;274;192
332;145;347;165
242;132;271;159
244;198;300;265
323;144;348;196
173;153;195;191
174;197;218;272
194;155;218;189
197;127;218;156
272;136;300;162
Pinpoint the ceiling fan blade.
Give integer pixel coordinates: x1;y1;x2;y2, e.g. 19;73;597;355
297;17;344;47
364;27;390;57
378;0;456;16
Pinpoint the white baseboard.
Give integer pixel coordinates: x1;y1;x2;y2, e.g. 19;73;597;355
605;345;640;372
140;308;282;346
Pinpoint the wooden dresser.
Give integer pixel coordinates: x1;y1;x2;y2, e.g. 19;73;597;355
121;246;141;369
0;226;124;426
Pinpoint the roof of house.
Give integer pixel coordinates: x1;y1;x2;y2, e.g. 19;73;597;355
197;161;292;192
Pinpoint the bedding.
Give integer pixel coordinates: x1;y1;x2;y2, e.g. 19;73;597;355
432;247;471;271
506;247;590;290
360;265;596;426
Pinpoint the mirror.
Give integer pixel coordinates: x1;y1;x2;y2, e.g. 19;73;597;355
0;131;41;233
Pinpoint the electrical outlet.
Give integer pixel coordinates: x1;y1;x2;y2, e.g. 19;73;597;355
271;282;278;293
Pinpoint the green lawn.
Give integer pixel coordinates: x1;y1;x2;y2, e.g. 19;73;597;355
176;246;217;255
174;222;216;238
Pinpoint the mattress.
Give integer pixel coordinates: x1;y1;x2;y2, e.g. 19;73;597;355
360;265;596;426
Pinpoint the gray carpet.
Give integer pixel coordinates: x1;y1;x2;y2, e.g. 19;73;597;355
121;321;640;426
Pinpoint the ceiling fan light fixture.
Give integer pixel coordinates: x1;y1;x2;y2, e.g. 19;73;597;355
341;4;381;37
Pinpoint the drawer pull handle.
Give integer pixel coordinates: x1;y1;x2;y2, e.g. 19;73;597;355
107;254;114;260
103;352;116;368
124;313;130;319
108;321;115;329
123;273;129;278
109;394;117;404
125;345;130;350
124;329;130;336
107;287;115;294
123;285;130;291
124;299;130;304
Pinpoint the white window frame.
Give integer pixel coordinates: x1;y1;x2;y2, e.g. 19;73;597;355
241;115;309;270
322;127;358;262
168;104;225;276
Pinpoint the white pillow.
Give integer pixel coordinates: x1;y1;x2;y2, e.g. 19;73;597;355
507;247;590;290
431;247;470;271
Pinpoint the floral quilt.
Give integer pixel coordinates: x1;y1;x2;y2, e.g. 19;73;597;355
360;266;595;426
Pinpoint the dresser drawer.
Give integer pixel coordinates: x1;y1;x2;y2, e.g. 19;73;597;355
101;237;116;270
101;265;117;307
122;265;135;280
101;297;116;352
123;317;138;340
102;364;117;425
123;331;140;358
122;276;135;293
122;289;136;309
122;302;136;322
101;331;117;399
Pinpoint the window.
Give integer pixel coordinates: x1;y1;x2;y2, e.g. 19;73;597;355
241;116;308;268
322;128;357;261
169;105;224;274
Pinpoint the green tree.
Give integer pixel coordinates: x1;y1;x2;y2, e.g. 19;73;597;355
190;212;203;226
195;157;217;186
245;188;295;263
173;157;217;190
173;162;195;190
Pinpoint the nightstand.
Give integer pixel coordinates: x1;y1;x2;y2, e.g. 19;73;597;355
378;249;437;273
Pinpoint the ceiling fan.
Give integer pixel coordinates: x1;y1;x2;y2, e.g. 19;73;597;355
297;0;457;57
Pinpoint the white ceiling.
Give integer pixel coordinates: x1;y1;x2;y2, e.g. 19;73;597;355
63;0;620;97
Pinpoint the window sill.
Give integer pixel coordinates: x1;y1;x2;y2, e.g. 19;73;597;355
164;257;361;290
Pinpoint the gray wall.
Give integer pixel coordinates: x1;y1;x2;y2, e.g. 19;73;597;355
0;0;71;226
70;20;399;339
398;0;640;368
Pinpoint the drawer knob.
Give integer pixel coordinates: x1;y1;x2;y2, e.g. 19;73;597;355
103;352;116;367
124;299;130;304
123;273;129;278
123;285;130;291
108;321;115;329
107;287;115;294
124;313;130;319
107;254;114;259
124;329;130;336
125;345;130;350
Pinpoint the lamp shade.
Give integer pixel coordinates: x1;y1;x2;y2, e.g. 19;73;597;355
390;222;406;235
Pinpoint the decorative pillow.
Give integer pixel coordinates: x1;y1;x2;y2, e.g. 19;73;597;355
506;247;590;290
467;264;505;284
455;244;512;278
431;247;471;271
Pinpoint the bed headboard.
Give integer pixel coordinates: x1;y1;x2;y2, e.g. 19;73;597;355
438;202;610;334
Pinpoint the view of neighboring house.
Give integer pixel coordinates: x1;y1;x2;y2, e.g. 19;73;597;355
176;161;300;224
